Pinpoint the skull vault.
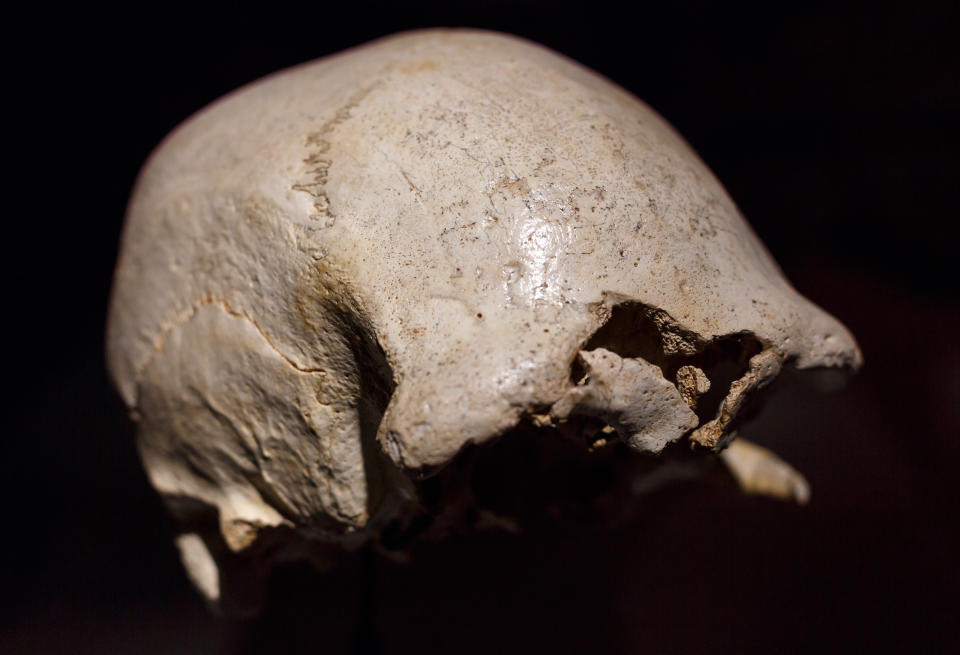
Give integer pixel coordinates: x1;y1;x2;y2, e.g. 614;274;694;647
107;29;861;613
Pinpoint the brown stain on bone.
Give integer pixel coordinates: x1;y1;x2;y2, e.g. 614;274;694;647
400;60;439;74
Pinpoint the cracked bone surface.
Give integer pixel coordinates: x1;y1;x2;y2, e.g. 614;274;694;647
107;29;861;612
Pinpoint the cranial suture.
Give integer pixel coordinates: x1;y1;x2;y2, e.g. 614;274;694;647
107;30;861;614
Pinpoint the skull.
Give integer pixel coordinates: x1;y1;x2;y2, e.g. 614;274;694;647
107;29;861;613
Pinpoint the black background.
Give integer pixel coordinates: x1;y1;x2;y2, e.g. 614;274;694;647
3;2;958;653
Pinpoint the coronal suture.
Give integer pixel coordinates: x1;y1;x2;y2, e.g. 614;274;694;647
292;84;381;225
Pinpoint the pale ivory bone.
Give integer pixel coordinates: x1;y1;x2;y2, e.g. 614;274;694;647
107;29;861;610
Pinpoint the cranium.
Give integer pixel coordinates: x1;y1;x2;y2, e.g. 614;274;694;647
107;29;861;613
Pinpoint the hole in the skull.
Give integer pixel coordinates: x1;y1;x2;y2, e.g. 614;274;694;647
569;356;588;386
469;422;620;523
416;421;661;532
579;301;764;423
376;303;776;549
583;302;671;371
377;415;725;548
688;335;764;423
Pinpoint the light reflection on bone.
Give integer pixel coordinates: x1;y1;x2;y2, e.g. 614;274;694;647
497;180;573;306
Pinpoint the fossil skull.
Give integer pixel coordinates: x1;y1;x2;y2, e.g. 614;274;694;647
107;30;861;613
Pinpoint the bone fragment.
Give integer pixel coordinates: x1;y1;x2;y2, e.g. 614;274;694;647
721;438;811;504
690;350;784;450
676;365;711;410
552;348;699;453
